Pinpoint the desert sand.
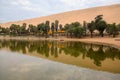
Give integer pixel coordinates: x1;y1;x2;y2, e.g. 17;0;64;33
0;4;120;27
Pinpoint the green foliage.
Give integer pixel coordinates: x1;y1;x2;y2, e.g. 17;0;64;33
59;24;63;31
28;24;37;35
0;16;119;38
0;27;10;34
96;20;107;37
55;20;59;32
51;22;55;37
44;20;50;38
106;23;119;37
73;26;84;38
64;22;84;38
95;15;103;23
37;23;44;33
87;21;96;38
117;24;120;31
95;15;107;37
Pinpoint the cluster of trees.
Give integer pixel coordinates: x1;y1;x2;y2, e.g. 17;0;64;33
0;20;63;38
0;15;120;38
64;22;84;38
65;15;120;38
87;15;120;38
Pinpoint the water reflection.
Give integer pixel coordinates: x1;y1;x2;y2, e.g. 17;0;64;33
0;40;120;73
0;51;120;80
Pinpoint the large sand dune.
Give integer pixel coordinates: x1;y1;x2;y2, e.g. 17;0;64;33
1;4;120;27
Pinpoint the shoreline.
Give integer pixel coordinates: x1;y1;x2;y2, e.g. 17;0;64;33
0;35;120;50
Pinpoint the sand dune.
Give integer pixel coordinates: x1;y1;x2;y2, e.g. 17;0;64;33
1;4;120;27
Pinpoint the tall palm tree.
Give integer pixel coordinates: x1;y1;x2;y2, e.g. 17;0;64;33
87;21;95;38
59;24;62;36
51;22;55;37
55;20;59;32
44;20;50;38
95;15;107;37
96;20;107;37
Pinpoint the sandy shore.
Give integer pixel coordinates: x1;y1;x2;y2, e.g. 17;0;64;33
0;35;120;50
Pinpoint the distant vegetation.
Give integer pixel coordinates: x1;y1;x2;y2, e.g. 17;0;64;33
0;15;120;38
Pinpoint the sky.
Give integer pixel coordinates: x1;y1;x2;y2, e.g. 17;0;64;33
0;0;120;23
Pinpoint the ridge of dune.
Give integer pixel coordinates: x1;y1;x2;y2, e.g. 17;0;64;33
1;4;120;27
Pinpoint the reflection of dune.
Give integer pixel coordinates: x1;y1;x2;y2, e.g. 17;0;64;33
85;44;91;51
92;45;100;51
103;46;109;53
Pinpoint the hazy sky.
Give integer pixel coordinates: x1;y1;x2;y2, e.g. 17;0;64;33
0;0;120;23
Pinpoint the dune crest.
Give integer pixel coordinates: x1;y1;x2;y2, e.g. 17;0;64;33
1;4;120;27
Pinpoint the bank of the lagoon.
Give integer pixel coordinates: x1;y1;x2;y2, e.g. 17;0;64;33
0;35;120;50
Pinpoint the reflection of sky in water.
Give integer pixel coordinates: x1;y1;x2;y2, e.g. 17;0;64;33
0;50;120;80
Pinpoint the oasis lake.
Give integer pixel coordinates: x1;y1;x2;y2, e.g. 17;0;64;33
0;40;120;80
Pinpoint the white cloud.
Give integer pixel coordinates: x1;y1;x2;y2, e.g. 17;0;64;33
11;0;31;6
10;0;40;13
9;0;120;12
0;0;120;22
57;0;120;12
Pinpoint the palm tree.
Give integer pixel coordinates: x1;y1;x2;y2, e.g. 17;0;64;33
51;22;55;37
59;24;62;36
21;23;27;35
87;21;95;38
64;24;70;37
95;15;103;23
95;15;107;37
10;24;21;35
28;24;37;35
83;21;87;36
96;20;107;37
44;20;50;38
55;20;59;32
106;23;119;37
37;23;44;36
73;26;84;38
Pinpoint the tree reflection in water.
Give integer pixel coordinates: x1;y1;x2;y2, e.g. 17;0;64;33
0;40;120;67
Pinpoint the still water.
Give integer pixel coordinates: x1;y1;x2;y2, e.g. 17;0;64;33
0;40;120;80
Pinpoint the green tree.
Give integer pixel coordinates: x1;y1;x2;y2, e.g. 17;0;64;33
106;23;119;37
64;22;83;38
117;24;120;32
21;23;27;35
59;24;62;31
87;21;95;38
59;24;63;36
95;15;103;23
44;20;50;38
37;23;44;36
55;20;59;32
95;15;107;37
64;24;70;37
28;24;37;35
10;24;21;35
83;21;87;36
0;27;10;35
51;22;55;37
73;26;84;38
